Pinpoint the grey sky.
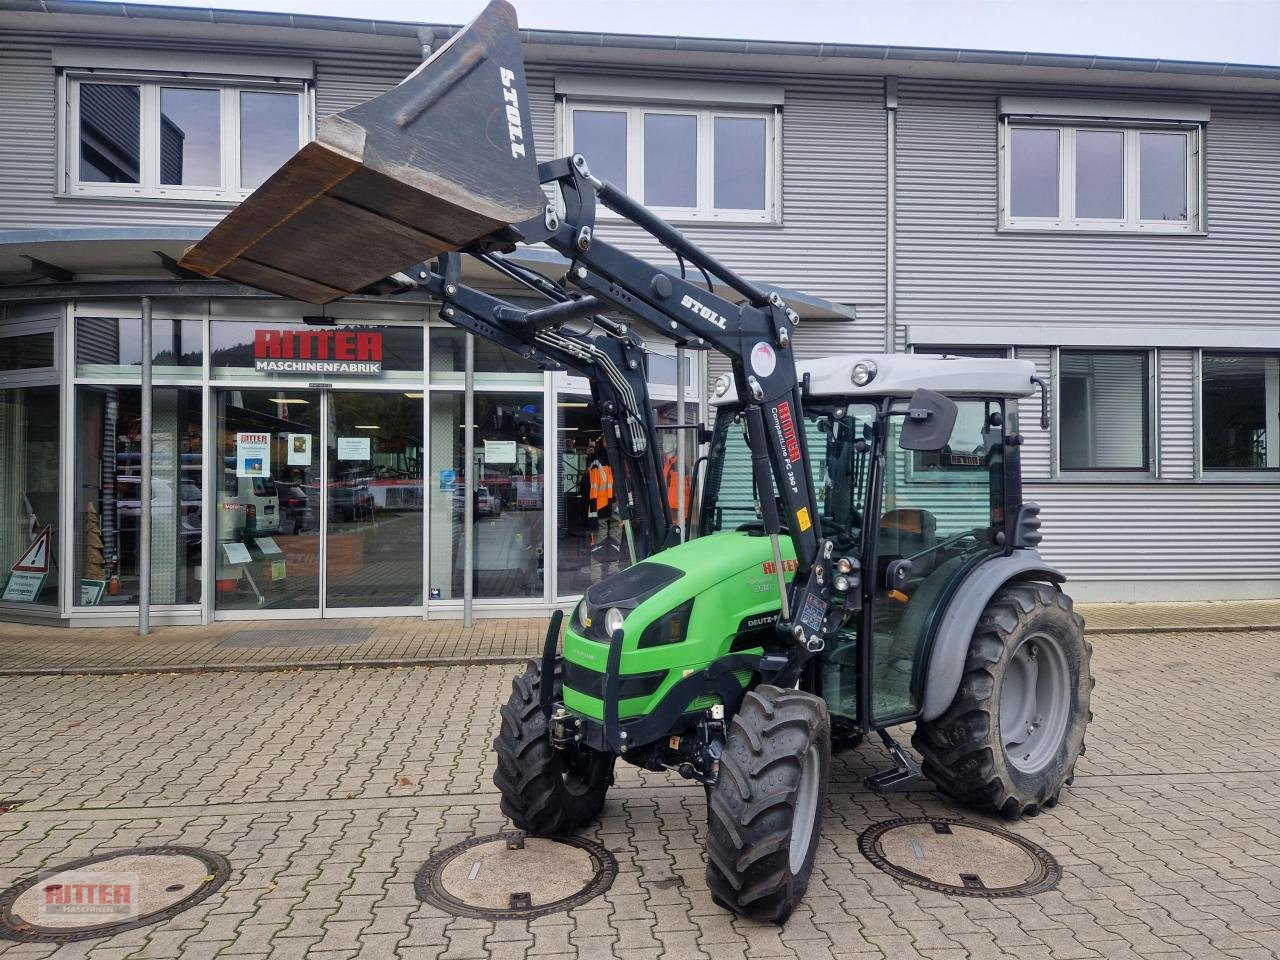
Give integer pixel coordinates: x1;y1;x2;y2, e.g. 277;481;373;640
101;0;1280;66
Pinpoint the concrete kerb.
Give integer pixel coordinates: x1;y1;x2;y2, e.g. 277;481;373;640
2;619;1278;678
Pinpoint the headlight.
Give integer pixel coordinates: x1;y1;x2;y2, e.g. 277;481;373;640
603;607;626;637
851;359;878;387
574;602;590;631
713;374;732;398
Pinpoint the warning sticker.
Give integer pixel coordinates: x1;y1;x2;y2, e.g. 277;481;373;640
799;594;827;632
796;507;812;532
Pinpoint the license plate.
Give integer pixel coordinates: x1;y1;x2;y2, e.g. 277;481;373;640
264;505;275;514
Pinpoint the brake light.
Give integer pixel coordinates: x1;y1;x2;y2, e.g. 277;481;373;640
246;504;256;524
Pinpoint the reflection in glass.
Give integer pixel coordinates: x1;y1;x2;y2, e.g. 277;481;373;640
572;110;628;192
0;333;55;371
1202;353;1280;470
0;386;60;605
428;327;540;383
240;92;300;190
1075;130;1123;219
79;84;141;183
214;389;321;611
160;88;221;186
429;392;544;600
644;114;696;207
74;386;202;606
1060;352;1148;470
1140;133;1188;221
325;393;424;607
76;317;203;378
714;116;767;210
1010;128;1059;217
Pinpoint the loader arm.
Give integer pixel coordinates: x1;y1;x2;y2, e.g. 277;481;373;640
375;252;677;560
475;155;850;674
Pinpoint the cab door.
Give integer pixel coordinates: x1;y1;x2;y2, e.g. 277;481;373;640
865;399;1007;726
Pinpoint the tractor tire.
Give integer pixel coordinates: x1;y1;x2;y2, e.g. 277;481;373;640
706;686;831;924
493;658;613;835
913;582;1093;819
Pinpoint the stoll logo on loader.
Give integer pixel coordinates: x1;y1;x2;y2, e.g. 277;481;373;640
499;67;527;158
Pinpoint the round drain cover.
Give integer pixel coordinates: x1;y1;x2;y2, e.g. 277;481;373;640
0;846;230;943
859;817;1060;898
416;833;616;920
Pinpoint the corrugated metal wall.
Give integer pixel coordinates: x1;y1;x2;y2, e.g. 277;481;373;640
2;24;1278;599
895;79;1280;331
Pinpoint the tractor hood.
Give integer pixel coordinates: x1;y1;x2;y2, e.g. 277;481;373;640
574;532;794;642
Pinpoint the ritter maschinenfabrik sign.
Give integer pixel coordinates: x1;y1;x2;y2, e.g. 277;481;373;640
253;329;383;374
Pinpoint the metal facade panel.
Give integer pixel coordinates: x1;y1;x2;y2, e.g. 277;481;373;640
314;52;417;117
1030;482;1280;581
1014;346;1052;479
895;80;1280;333
545;71;886;306
1158;349;1195;480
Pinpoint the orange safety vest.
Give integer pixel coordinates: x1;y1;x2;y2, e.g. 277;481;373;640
663;454;691;513
588;458;613;513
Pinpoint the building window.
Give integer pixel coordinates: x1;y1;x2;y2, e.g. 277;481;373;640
0;385;60;607
565;102;777;222
1202;353;1279;471
1059;351;1150;472
64;74;309;201
1000;121;1202;233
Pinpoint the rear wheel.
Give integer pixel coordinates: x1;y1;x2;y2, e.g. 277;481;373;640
706;686;830;924
493;658;613;835
914;582;1092;819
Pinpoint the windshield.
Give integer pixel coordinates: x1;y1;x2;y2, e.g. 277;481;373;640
698;401;879;548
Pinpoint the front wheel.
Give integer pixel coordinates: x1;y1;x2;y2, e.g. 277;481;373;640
493;658;613;835
914;582;1093;819
706;686;830;924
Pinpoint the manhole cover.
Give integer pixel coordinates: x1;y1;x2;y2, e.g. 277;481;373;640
416;833;616;920
859;817;1060;898
0;846;230;943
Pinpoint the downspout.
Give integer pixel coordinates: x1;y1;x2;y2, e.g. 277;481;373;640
884;78;898;354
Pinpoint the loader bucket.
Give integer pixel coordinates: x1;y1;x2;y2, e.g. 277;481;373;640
178;0;543;303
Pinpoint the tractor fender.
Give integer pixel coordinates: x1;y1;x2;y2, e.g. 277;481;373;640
920;550;1065;722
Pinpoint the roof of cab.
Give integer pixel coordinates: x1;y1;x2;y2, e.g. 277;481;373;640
711;354;1037;405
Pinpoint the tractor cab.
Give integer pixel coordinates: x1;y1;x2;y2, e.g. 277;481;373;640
700;353;1040;738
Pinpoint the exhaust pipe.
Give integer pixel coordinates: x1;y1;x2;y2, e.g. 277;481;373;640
179;0;543;304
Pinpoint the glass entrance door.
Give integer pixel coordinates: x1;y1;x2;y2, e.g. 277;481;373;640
214;388;323;613
213;388;423;616
325;391;424;610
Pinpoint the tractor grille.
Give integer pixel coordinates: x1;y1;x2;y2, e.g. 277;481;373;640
562;660;667;701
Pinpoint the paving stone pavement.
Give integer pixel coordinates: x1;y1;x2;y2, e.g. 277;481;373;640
3;599;1280;675
1;629;1279;959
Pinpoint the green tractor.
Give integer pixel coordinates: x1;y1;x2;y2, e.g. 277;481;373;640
174;0;1093;924
496;354;1092;922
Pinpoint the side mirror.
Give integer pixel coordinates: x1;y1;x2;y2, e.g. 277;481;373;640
898;388;958;452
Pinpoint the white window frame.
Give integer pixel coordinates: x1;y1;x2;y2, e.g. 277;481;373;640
59;70;312;203
1055;348;1157;478
999;119;1204;233
561;99;780;224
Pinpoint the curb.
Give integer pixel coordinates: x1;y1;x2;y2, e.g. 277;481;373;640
0;654;530;679
2;623;1277;678
1084;623;1280;636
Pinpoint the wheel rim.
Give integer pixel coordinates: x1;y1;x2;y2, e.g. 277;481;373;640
789;746;820;874
999;630;1072;775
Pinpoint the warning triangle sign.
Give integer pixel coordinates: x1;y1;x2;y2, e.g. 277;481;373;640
13;525;51;573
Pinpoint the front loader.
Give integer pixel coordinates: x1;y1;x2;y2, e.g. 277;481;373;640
180;0;1093;925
